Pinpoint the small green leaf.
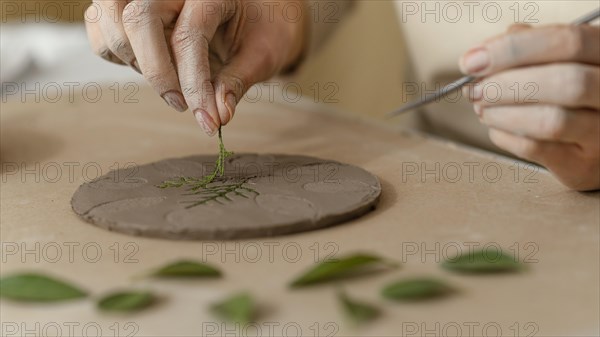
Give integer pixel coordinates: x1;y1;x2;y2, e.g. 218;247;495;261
97;291;155;312
151;260;222;278
0;273;87;302
382;278;454;301
442;248;522;273
290;253;397;288
338;290;380;324
210;292;256;324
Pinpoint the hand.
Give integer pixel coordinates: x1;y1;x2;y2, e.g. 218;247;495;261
85;0;307;136
460;24;600;191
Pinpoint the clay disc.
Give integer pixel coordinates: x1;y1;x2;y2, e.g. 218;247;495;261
71;154;381;240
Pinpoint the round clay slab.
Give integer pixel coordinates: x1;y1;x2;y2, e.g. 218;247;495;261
71;154;381;240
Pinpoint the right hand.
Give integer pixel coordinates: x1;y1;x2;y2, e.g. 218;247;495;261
85;0;307;136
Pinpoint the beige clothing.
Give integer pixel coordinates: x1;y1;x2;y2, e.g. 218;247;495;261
306;0;598;151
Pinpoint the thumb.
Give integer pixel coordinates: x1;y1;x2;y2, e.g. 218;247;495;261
214;45;279;125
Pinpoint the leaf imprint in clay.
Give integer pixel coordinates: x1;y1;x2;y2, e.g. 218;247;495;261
71;127;381;240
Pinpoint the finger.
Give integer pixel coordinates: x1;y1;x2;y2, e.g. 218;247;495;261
123;0;188;113
479;105;600;147
171;0;238;135
488;128;599;190
462;63;600;109
507;23;532;33
214;41;280;125
94;0;138;70
85;5;125;65
460;24;600;76
476;23;533;46
488;128;573;165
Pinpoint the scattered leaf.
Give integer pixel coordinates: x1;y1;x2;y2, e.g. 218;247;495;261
97;291;155;312
0;273;87;302
338;290;380;324
210;292;256;324
290;253;397;288
382;278;454;301
151;260;222;278
442;248;522;273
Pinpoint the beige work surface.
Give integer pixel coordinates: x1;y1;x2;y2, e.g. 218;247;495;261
1;87;599;336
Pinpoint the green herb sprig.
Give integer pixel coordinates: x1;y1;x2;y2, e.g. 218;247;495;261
159;127;233;190
157;128;258;207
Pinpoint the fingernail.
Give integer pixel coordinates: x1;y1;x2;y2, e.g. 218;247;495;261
162;91;188;112
462;48;489;74
223;93;236;124
194;109;217;136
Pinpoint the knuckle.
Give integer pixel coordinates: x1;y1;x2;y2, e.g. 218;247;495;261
96;48;123;65
94;46;110;58
253;40;278;74
540;106;569;139
171;26;207;52
561;25;585;60
182;79;214;99
84;6;97;23
490;128;543;159
143;71;163;84
122;1;150;28
108;37;132;57
503;33;519;57
517;139;543;159
122;3;137;25
143;69;174;88
560;65;590;104
218;74;247;96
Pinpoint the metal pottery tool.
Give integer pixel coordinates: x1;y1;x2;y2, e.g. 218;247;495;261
387;8;600;117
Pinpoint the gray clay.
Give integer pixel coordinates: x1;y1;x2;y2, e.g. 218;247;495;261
71;154;381;240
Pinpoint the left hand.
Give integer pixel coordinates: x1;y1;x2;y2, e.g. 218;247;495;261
460;24;600;191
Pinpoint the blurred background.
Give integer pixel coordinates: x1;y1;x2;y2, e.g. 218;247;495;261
1;0;407;118
2;0;596;150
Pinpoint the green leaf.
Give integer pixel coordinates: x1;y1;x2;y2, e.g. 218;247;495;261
382;278;454;301
151;260;222;278
210;292;256;324
442;248;522;273
290;253;397;288
338;290;380;324
97;291;155;312
0;273;87;302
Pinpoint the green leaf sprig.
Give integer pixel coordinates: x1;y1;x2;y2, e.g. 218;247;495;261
382;278;454;301
338;290;380;324
151;260;222;278
157;127;259;207
290;253;398;288
0;273;87;302
442;248;522;273
97;290;156;312
210;292;256;324
158;127;233;190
